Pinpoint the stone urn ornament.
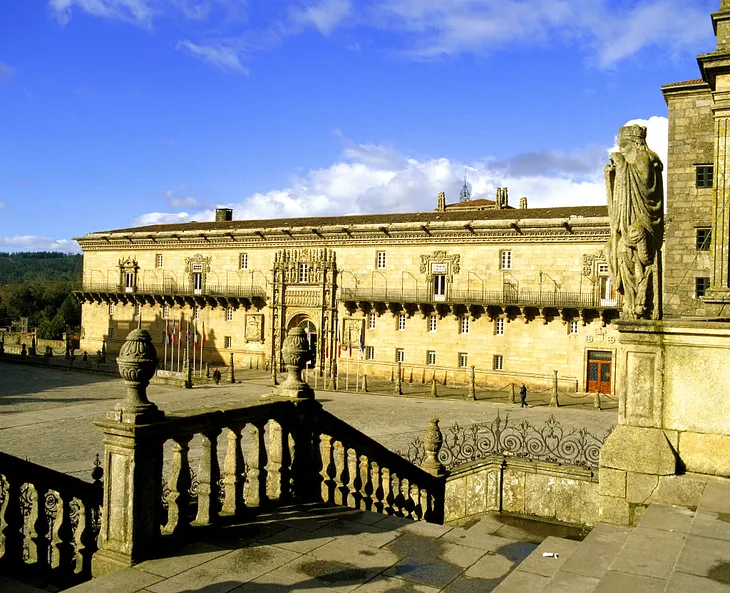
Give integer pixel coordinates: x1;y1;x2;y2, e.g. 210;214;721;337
273;327;314;399
421;418;447;477
112;329;164;423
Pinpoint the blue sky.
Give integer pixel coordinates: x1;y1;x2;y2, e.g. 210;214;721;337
0;0;719;252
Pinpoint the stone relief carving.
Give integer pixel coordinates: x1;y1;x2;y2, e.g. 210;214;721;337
419;251;461;282
342;318;364;348
273;248;336;284
605;124;664;320
184;254;212;287
582;250;606;282
244;313;264;343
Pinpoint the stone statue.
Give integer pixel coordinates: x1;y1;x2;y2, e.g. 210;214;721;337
604;125;664;320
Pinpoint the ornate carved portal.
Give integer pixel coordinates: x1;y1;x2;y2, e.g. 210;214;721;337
184;254;212;295
420;250;460;300
270;248;338;385
118;257;139;293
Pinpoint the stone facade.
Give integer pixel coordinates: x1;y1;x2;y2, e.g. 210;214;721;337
75;206;622;393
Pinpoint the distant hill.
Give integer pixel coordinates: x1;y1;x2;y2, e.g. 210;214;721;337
0;252;82;285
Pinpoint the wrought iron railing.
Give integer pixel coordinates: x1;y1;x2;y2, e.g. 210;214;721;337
339;286;620;309
396;414;614;470
0;452;103;584
75;282;266;300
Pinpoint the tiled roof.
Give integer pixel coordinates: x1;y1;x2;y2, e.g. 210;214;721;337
444;198;501;209
88;205;609;237
662;78;707;88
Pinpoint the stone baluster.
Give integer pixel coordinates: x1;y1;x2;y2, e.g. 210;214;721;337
266;420;289;501
222;426;246;516
399;478;412;518
319;435;336;503
163;435;193;535
381;467;393;515
50;492;74;572
73;499;97;576
0;478;24;564
371;463;383;514
409;484;421;520
359;456;372;511
419;490;431;522
195;429;222;525
347;449;362;508
245;421;269;507
333;441;349;506
390;473;402;516
27;483;50;569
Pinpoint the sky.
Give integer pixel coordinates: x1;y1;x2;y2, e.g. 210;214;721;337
0;0;719;253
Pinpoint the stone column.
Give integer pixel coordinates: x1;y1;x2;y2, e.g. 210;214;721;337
274;327;314;399
549;370;560;407
394;362;403;395
229;353;235;384
92;329;166;576
467;366;476;401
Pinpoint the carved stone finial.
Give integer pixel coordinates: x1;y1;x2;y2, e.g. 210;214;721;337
273;327;314;399
421;418;447;477
112;329;164;424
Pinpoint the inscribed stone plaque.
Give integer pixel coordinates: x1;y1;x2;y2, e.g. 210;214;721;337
244;314;264;343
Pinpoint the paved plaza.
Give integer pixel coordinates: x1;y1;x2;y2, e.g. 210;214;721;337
0;363;616;480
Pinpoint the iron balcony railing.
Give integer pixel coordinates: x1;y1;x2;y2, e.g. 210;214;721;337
76;282;267;300
339;286;620;309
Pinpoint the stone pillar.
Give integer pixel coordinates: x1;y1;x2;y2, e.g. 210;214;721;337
431;376;438;397
421;418;447;477
394;362;403;395
509;383;516;404
273;327;314;399
361;373;368;393
594;391;602;410
229;353;235;384
549;371;560;407
92;329;165;576
64;333;70;359
467;366;476;401
182;358;192;389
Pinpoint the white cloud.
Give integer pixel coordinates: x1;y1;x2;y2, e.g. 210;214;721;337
176;40;247;72
164;188;199;208
0;62;15;83
132;121;672;227
289;0;352;35
49;0;160;26
0;236;81;253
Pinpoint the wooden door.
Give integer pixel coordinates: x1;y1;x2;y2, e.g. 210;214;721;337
587;350;612;394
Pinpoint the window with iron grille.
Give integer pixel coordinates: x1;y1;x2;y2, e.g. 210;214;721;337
696;277;711;298
696;228;711;251
429;315;437;332
398;314;406;331
427;351;436;366
495;318;504;335
396;348;405;363
696;165;713;188
460;316;470;334
226;307;233;321
458;353;468;368
240;253;248;269
377;251;386;269
368;313;376;329
493;354;504;371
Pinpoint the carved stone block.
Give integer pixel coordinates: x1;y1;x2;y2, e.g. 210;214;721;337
244;313;264;343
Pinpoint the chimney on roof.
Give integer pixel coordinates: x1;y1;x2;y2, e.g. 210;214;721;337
496;187;509;209
215;208;233;222
437;191;446;212
519;197;527;209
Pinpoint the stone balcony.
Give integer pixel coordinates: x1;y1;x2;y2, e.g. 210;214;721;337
340;287;621;324
74;282;267;310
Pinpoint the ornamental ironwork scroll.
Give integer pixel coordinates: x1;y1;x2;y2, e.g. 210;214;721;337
396;414;613;470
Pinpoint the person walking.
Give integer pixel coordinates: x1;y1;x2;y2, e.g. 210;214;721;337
520;383;528;407
213;369;221;385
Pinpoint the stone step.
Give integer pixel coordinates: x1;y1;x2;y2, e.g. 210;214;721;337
0;575;50;593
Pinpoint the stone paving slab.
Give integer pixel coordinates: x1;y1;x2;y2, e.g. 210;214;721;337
541;572;600;593
559;523;630;580
674;534;730;584
592;570;666;593
691;511;730;542
510;535;580;578
665;571;730;592
636;503;696;534
608;526;685;580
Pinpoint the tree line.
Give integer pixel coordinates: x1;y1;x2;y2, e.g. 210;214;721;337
0;252;83;339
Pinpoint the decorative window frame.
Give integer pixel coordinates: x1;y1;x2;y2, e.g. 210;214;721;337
185;254;212;293
118;257;139;293
420;250;460;290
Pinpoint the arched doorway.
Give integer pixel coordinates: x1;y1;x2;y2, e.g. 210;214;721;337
287;314;317;366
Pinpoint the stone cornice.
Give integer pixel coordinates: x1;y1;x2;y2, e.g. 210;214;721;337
76;217;610;252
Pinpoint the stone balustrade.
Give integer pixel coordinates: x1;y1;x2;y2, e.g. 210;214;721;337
0;451;103;586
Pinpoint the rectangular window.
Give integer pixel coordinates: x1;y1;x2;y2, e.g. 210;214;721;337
226;307;233;322
125;271;135;292
109;303;115;316
433;274;446;301
495;318;504;336
193;272;202;294
224;336;232;349
368;312;376;329
396;348;405;363
493;354;504;371
429;315;437;332
696;277;711;297
108;327;115;339
163;305;169;319
194;307;200;320
570;320;579;335
365;346;374;360
427;350;436;366
377;251;386;269
460;316;470;334
597;263;609;274
459;353;468;368
136;304;141;317
155;254;163;269
299;263;309;283
398;313;406;331
696;228;712;251
696;165;714;188
500;250;512;270
240;253;248;269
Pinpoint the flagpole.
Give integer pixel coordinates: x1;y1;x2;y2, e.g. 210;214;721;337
192;317;196;379
164;319;168;371
346;356;350;392
200;322;204;378
177;316;182;373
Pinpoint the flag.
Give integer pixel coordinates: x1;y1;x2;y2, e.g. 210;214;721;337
201;321;206;349
359;332;365;358
194;319;199;350
186;321;190;344
165;319;169;345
